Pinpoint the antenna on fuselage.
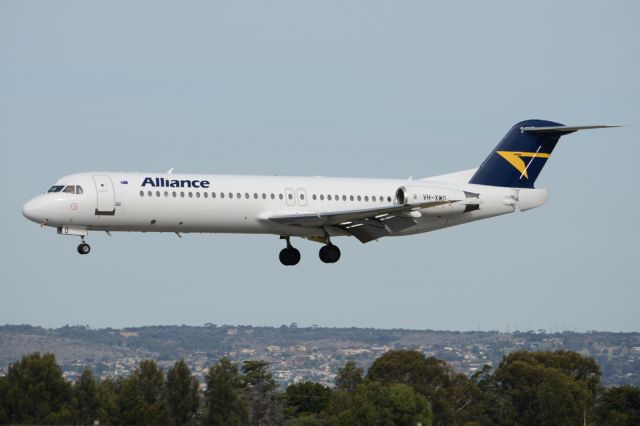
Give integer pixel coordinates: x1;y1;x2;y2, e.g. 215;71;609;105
167;168;174;174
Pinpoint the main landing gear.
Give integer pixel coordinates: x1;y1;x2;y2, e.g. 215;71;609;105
319;243;341;264
279;237;301;266
77;237;91;255
279;237;341;265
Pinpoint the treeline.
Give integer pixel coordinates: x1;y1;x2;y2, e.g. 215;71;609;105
0;351;639;425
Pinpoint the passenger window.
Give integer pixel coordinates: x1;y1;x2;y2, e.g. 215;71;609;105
212;192;216;198
357;195;361;201
300;194;305;200
327;195;332;201
140;191;144;197
76;186;84;194
288;193;293;200
196;192;201;198
180;191;185;198
342;195;346;201
270;193;275;199
220;192;225;199
204;192;208;198
320;194;324;200
156;191;161;197
172;191;177;198
262;193;266;199
254;193;258;199
335;194;338;201
313;194;317;200
188;192;193;198
237;192;241;199
63;185;75;194
279;194;283;200
387;196;392;202
148;191;153;197
229;193;233;199
372;196;377;202
164;191;168;197
350;195;354;201
245;193;249;199
364;196;369;202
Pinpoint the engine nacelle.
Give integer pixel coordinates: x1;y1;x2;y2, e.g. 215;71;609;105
395;185;468;216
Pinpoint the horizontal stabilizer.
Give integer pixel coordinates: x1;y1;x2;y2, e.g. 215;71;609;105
521;124;621;134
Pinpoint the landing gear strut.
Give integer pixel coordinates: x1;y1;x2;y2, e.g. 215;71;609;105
319;243;341;264
77;237;91;255
279;237;301;266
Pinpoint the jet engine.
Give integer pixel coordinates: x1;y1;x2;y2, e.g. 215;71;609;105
395;185;470;216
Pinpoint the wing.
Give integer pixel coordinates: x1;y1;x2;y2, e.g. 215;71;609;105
266;200;454;243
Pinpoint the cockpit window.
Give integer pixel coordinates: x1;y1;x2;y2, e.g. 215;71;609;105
63;185;76;194
76;186;83;194
48;185;65;193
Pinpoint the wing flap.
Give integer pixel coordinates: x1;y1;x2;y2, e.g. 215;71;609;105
266;199;456;243
267;200;451;228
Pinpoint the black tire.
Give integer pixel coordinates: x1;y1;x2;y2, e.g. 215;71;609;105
279;248;291;265
279;247;301;266
319;244;340;263
289;247;301;265
77;243;91;255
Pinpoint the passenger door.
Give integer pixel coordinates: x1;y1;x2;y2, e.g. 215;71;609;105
93;175;116;215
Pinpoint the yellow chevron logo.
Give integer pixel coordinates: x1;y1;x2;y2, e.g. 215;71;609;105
496;151;551;179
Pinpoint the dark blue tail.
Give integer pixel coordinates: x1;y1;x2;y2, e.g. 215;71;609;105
469;119;573;188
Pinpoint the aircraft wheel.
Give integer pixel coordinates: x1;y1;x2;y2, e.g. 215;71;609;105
77;243;91;255
319;244;340;263
279;247;301;266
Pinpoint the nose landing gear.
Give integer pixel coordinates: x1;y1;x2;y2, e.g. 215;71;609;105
77;237;91;255
279;237;301;266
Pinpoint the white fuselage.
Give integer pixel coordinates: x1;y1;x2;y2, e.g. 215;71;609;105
22;170;546;240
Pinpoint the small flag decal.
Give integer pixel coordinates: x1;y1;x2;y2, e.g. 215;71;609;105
120;179;129;184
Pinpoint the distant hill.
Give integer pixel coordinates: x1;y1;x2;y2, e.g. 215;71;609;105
1;324;638;387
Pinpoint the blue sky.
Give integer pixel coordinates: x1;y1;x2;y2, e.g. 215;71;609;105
2;1;638;332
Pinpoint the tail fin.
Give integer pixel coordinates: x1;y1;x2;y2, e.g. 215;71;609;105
468;119;618;188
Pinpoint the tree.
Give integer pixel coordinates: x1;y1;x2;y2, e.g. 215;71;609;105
241;360;283;426
367;349;476;425
116;359;168;425
165;359;200;425
494;358;591;426
205;358;249;425
0;352;72;424
594;385;640;425
329;382;432;426
96;377;119;425
285;381;332;417
501;350;601;399
335;361;364;393
73;368;101;424
493;350;601;425
242;360;276;392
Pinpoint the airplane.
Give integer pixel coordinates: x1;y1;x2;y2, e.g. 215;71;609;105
22;119;618;265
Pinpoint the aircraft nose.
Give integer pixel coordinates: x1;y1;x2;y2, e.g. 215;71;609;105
22;196;48;224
